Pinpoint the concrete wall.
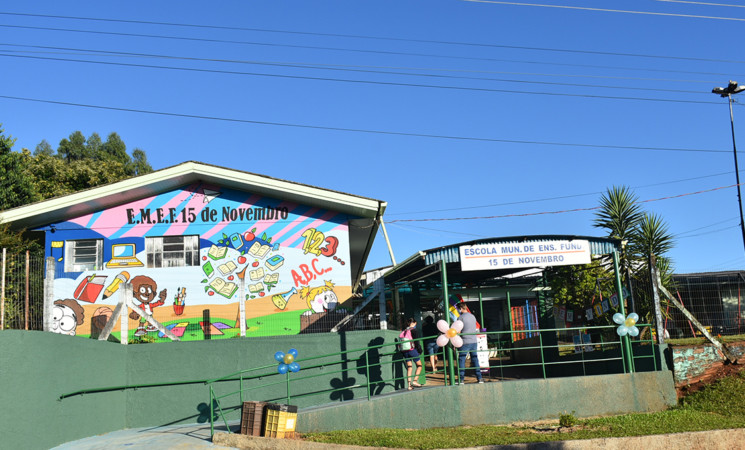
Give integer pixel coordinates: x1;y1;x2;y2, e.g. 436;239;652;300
670;342;745;387
0;329;679;449
298;371;678;432
0;329;400;449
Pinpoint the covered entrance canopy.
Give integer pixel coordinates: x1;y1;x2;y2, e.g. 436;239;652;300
374;234;625;332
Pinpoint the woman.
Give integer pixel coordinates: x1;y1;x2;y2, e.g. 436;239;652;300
400;317;423;390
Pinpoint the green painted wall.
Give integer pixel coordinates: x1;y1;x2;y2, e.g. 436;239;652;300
298;371;678;432
0;329;400;449
0;329;678;449
0;331;127;450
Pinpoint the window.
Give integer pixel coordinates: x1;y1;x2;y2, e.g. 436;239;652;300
64;239;103;272
145;235;200;268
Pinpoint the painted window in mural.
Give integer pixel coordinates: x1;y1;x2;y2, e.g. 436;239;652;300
146;235;200;268
64;239;103;272
44;183;359;342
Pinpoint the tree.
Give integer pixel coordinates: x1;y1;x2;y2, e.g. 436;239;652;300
0;126;39;210
129;148;153;176
57;130;90;162
33;139;54;157
593;186;676;323
25;130;155;200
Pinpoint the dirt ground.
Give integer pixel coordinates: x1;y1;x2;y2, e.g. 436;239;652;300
676;360;745;398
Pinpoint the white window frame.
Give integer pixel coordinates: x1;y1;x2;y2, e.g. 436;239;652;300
145;235;200;268
64;239;103;272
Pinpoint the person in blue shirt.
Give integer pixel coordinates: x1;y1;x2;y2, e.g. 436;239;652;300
456;303;484;384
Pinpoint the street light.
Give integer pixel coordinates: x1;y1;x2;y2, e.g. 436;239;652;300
712;80;745;253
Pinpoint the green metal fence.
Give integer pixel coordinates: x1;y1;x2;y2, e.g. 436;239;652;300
205;322;658;436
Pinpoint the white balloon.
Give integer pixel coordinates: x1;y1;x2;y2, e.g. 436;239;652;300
628;326;640;337
451;335;463;348
436;320;450;334
616;325;628;336
452;320;464;332
628;313;639;322
436;334;449;347
612;313;625;325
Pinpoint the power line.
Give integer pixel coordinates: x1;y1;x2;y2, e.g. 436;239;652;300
387;184;737;223
0;94;730;153
462;0;745;21
4;42;741;82
2;43;735;84
654;0;745;8
388;170;737;216
1;23;744;80
2;11;744;64
0;52;725;105
0;49;715;97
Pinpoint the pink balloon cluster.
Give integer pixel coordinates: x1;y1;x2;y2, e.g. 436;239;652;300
436;319;464;348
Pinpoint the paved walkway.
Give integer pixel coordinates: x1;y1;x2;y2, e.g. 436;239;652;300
53;423;745;449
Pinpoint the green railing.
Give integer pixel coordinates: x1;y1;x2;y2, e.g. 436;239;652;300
204;323;659;435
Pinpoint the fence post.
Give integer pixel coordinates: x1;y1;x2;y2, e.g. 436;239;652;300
1;248;5;330
121;282;131;345
25;250;30;330
43;257;56;332
649;255;666;345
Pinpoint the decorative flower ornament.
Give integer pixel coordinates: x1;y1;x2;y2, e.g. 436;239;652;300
613;312;639;337
436;319;464;348
274;348;300;374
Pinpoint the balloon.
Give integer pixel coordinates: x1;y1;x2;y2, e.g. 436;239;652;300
452;320;464;333
288;348;299;358
616;325;628;336
451;335;463;348
624;317;637;328
628;326;640;337
277;363;289;374
283;353;295;364
436;334;449;347
628;313;639;323
446;328;458;338
289;362;300;373
612;313;625;325
274;351;285;362
436;320;450;334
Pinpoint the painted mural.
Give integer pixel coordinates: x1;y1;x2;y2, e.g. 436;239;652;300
40;183;355;342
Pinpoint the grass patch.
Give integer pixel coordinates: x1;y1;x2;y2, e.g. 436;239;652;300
303;369;745;449
667;334;745;346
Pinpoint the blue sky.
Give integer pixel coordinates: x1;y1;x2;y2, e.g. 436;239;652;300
2;1;744;273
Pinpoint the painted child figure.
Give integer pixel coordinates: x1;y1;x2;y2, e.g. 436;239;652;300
129;275;167;337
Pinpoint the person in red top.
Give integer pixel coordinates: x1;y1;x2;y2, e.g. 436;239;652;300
400;317;423;390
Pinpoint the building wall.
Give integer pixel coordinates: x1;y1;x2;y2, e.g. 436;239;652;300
41;182;360;341
670;342;745;387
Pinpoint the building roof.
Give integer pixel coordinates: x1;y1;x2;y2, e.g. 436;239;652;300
380;234;621;285
0;161;387;286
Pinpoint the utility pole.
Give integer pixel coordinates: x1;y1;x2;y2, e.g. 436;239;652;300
712;81;745;253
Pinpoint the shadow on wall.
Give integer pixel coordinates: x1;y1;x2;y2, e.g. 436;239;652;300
356;337;386;396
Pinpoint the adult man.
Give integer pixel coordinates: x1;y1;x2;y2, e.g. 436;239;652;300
456;303;483;384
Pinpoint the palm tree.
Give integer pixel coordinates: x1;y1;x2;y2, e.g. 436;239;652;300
593;186;644;295
593;186;644;241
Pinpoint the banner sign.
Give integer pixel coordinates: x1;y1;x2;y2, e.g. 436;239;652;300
459;239;591;271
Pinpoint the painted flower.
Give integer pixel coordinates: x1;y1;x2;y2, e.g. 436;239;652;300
436;319;464;348
613;313;639;337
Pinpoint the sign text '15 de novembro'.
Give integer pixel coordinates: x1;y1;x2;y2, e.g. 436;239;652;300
459;240;591;271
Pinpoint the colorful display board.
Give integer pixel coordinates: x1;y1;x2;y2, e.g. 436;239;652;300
42;183;356;341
